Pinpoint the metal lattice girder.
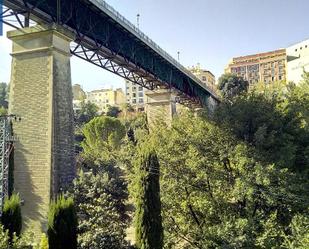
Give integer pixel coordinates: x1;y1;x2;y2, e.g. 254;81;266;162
0;116;14;216
2;0;220;106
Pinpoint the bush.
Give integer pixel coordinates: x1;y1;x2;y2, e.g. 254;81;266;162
1;193;22;242
47;195;77;249
38;234;48;249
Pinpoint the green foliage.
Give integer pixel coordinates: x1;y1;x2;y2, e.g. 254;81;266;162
0;225;40;249
37;234;48;249
215;78;309;171
47;195;77;249
1;194;22;242
106;105;121;118
0;107;7;116
81;116;126;165
282;212;309;248
0;225;9;249
150;111;309;248
134;145;163;249
72;170;129;249
74;101;99;126
0;82;8;109
218;73;249;99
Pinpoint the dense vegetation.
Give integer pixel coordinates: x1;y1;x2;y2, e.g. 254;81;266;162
69;74;309;248
47;195;77;249
1;74;308;248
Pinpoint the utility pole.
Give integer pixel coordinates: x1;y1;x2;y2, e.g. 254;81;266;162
137;13;140;29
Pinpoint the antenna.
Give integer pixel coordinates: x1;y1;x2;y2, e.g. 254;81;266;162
137;13;140;29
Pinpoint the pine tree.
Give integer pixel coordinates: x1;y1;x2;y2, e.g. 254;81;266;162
47;195;77;249
1;193;22;242
134;146;163;249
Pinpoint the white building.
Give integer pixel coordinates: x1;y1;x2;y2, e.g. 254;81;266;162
125;80;145;112
287;39;309;84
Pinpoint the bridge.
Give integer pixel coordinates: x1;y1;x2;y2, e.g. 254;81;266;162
0;0;219;232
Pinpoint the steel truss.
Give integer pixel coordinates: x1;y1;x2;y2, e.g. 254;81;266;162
1;0;205;107
0;115;16;216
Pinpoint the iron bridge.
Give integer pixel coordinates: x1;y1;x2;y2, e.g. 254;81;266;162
1;0;220;106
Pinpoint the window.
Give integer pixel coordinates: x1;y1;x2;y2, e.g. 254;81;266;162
300;47;303;50
133;93;136;98
138;92;143;97
279;75;282;80
202;76;206;81
106;99;109;103
132;99;136;104
138;86;143;91
305;45;308;48
295;49;298;52
126;93;129;95
132;87;136;91
271;76;274;81
139;98;144;103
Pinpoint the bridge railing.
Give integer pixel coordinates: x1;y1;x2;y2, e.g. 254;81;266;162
90;0;217;97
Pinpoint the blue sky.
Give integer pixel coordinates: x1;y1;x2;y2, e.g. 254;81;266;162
0;0;308;91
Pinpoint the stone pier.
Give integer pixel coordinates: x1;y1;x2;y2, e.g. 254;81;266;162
145;89;177;127
7;25;75;232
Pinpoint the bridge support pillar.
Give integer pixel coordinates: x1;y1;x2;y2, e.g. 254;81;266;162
7;25;75;233
145;89;177;127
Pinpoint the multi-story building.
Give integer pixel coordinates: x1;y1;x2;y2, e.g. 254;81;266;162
189;64;216;90
225;49;286;85
86;88;125;114
286;39;309;84
125;80;145;112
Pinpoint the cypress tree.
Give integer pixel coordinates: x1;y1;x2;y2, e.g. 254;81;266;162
1;193;22;242
135;146;163;249
47;195;77;249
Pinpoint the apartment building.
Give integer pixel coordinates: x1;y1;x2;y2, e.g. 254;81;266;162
225;49;286;84
286;39;309;84
189;64;216;90
86;88;125;113
125;80;145;112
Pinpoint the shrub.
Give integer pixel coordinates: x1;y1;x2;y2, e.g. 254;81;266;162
47;195;77;249
1;193;22;242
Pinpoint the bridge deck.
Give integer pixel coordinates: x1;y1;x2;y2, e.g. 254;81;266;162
3;0;220;105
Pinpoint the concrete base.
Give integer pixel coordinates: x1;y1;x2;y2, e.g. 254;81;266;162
8;25;75;233
145;89;177;128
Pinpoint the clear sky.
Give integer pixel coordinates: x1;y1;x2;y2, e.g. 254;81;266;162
0;0;308;91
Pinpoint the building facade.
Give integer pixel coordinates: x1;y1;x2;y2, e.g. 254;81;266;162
189;64;216;91
86;88;125;113
125;80;146;111
225;49;286;85
286;39;309;84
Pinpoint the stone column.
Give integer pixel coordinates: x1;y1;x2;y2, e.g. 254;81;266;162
7;25;75;232
145;89;177;128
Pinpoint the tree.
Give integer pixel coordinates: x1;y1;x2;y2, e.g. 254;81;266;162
74;115;130;248
72;170;129;249
151;112;309;248
134;145;163;249
0;83;8;109
218;73;249;99
81;116;126;165
1;193;22;242
47;195;77;249
75;101;99;126
106;105;121;118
